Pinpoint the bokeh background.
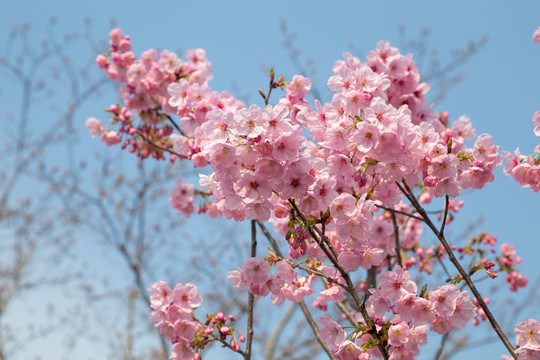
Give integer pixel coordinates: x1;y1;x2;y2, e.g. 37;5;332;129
1;1;539;359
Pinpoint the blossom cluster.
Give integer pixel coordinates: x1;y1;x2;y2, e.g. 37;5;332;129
316;266;476;360
503;112;540;192
149;281;203;359
91;28;244;161
148;281;242;360
89;27;540;360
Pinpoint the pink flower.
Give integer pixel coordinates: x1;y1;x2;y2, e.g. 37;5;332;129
334;340;362;360
319;317;346;351
148;281;173;309
366;289;391;318
287;75;311;98
533;27;540;44
330;193;357;225
411;297;435;325
100;130;122;146
172;283;203;312
227;269;247;290
388;321;411;346
533;111;540;137
430;315;453;334
85;117;104;137
240;257;271;286
507;272;529;292
170;339;195;360
449;290;477;328
170;179;195;217
429;284;460;317
378;265;417;302
515;319;540;348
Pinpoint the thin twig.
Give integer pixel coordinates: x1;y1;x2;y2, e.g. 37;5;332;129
335;302;357;326
440;195;450;236
256;220;282;256
374;204;424;222
165;114;186;136
136;131;187;159
434;333;449;360
298;302;337;360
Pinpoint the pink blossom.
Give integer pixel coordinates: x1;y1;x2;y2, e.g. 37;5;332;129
170;339;195;360
429;284;460;317
240;257;271;286
378;265;417;302
388;321;411;346
334;340;362;360
170;179;195;217
516;319;540;348
449;290;477;328
173;319;198;341
533;27;540;44
533;111;540;137
227;269;247;290
411;297;435;325
330;193;357;225
148;281;173;309
287;75;311;98
85;117;104;137
507;271;529;292
172;283;203;312
430;315;453;334
319;316;346;351
366;289;391;318
100;130;122;146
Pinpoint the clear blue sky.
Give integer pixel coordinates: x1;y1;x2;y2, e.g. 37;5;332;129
1;1;539;359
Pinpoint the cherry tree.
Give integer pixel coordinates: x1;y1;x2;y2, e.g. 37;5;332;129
86;25;540;360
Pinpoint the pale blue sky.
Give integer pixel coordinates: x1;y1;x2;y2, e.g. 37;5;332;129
1;1;539;359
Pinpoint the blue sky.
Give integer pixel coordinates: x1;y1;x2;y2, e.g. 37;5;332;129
1;1;540;359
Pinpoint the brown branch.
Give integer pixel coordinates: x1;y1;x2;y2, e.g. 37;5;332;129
390;210;403;268
434;333;450;360
440;195;450;236
245;220;257;360
335;302;357;326
297;302;337;360
399;179;517;359
164;114;186;136
288;200;390;360
136;131;188;160
255;220;336;359
374;204;424;222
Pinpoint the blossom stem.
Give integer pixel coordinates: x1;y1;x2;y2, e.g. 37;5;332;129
399;180;517;359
